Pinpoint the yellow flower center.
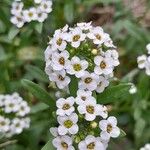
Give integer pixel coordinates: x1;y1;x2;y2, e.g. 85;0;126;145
107;124;113;133
64;120;73;128
73;64;82;71
84;77;92;84
61;142;68;149
59;57;65;65
57;38;63;46
86;105;94;114
87;142;95;150
73;35;80;42
96;34;101;40
81;96;86;101
62;103;70;110
58;75;65;81
100;61;106;69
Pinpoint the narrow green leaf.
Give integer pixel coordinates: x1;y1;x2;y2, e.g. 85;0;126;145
21;79;55;109
30;103;49;114
8;26;19;40
25;65;49;82
119;129;126;137
41;138;55;150
69;76;78;97
35;23;43;34
97;83;132;104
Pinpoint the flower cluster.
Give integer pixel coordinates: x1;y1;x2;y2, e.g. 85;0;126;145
0;93;30;137
11;0;52;28
45;23;120;149
140;143;150;150
137;43;150;76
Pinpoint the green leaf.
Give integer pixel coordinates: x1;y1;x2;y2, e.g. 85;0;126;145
21;79;55;109
35;23;43;34
25;65;49;83
41;139;55;150
8;26;20;40
97;83;132;104
30;103;49;114
119;129;126;137
69;76;78;97
64;0;74;23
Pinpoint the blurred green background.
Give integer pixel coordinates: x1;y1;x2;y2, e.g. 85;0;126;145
0;0;150;150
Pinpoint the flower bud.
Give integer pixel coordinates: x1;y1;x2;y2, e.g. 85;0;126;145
90;121;98;128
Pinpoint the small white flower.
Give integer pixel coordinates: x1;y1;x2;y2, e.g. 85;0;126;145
53;135;75;150
87;27;105;45
94;56;113;75
145;57;150;76
0;116;10;132
140;143;150;150
57;113;78;135
17;101;30;117
50;70;70;89
103;33;115;48
11;1;24;15
51;50;70;71
78;135;105;150
137;55;147;69
77;22;92;32
23;8;37;22
68;27;86;48
39;1;52;13
34;0;42;4
105;50;120;67
10;13;25;28
36;8;48;22
97;105;108;119
66;56;88;78
75;89;92;105
96;76;109;93
77;98;100;121
10;118;24;134
79;71;99;91
129;84;137;94
56;97;75;116
0;95;5;107
50;29;67;51
99;116;120;140
146;43;150;54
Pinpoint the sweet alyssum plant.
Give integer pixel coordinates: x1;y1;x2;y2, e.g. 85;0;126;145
21;22;131;150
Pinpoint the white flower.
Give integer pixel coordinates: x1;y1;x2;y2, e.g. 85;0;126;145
11;1;23;15
0;116;10;132
66;56;88;78
145;57;150;76
78;135;105;150
94;56;113;75
97;105;108;119
57;113;78;135
56;97;75;116
4;96;19;113
129;84;137;94
77;98;100;121
105;50;120;67
23;8;37;22
96;76;109;93
137;55;147;69
36;8;48;22
0;95;5;107
10;118;25;134
103;33;115;48
87;27;105;45
79;71;99;91
49;70;70;89
51;50;70;71
75;89;92;105
10;13;25;28
67;27;86;48
50;29;67;51
34;0;42;4
39;1;52;13
53;135;75;150
146;43;150;54
77;22;92;32
17;101;30;117
99;116;120;140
